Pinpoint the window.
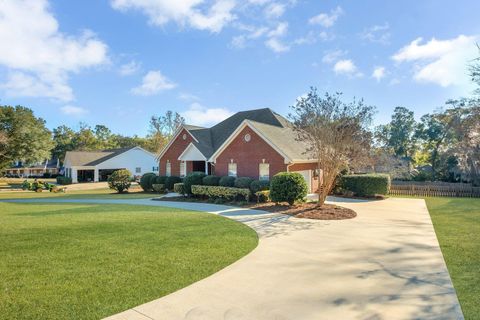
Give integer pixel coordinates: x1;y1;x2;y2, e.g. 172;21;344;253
180;161;186;177
259;163;270;181
135;167;141;174
152;166;159;172
228;163;237;177
166;161;171;177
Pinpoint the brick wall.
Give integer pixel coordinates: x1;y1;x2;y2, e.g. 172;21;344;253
159;129;194;176
214;127;287;179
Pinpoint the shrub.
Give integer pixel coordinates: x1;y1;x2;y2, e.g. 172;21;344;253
191;185;250;202
255;190;270;203
108;169;132;193
31;180;44;192
139;172;157;191
202;175;221;186
155;176;168;184
270;172;308;205
56;176;72;185
183;171;206;195
250;179;270;193
165;176;182;190
219;176;235;187
22;180;32;190
234;177;254;189
152;183;165;193
338;174;391;197
173;182;185;195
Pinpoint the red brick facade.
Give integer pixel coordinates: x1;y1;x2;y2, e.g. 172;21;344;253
158;125;319;191
214;127;287;179
159;129;194;176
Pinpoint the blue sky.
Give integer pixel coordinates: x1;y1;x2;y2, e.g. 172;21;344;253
0;0;479;136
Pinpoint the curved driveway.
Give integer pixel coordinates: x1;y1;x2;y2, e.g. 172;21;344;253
4;197;463;320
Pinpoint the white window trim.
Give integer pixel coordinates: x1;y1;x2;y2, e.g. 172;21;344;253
166;161;171;177
259;163;269;181
180;161;186;177
228;163;237;177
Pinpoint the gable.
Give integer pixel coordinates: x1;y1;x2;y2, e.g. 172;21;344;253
178;143;206;161
159;128;197;161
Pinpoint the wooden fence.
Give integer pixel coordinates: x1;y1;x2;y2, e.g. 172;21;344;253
389;181;480;198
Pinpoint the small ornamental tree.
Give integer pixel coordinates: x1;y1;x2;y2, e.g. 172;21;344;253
290;88;375;206
108;169;132;193
270;172;307;205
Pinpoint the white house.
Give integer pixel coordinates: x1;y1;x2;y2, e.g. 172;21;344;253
63;147;158;183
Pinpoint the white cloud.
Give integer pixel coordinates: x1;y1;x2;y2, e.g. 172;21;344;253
392;35;478;88
264;2;285;19
119;60;141;76
309;6;343;28
178;92;200;101
267;22;288;37
181;102;234;126
60;105;88;116
131;70;176;96
372;66;386;81
111;0;237;33
360;23;390;44
265;37;290;53
0;0;109;101
333;59;362;77
322;49;346;64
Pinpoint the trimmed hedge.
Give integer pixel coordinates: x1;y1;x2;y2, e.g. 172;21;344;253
219;176;235;187
108;169;132;193
165;176;181;190
152;183;165;193
183;171;206;195
155;176;168;184
250;179;270;193
173;183;185;195
140;172;157;191
202;175;221;186
234;177;254;189
191;185;250;202
270;172;308;205
338;174;391;196
56;176;72;185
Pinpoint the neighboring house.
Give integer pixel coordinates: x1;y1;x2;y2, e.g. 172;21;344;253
5;159;59;177
158;108;320;192
63;146;158;183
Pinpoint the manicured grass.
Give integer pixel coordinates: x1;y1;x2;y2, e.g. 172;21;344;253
424;197;480;319
0;202;258;319
0;188;158;200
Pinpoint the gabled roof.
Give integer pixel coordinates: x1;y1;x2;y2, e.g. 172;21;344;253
161;108;315;163
64;147;135;167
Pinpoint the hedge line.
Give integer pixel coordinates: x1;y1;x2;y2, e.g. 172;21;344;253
191;185;250;201
338;174;391;196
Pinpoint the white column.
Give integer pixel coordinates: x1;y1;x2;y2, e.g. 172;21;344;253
205;161;208;175
72;168;78;183
94;168;99;182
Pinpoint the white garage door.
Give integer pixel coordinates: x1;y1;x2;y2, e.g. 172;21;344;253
297;170;312;193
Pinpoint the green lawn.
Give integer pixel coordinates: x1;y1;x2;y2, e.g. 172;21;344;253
0;202;258;319
0;188;159;200
423;197;480;320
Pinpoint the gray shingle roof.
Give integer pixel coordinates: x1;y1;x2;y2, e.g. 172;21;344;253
182;108;314;161
64;147;134;166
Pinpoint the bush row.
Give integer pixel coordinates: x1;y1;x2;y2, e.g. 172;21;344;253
56;176;72;185
139;172;181;192
337;174;391;196
191;185;251;202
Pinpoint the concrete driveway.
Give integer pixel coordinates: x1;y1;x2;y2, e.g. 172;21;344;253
4;197;463;320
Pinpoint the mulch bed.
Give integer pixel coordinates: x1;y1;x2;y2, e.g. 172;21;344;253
155;196;357;220
245;202;357;220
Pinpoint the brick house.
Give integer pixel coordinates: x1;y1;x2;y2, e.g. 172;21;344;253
158;108;319;192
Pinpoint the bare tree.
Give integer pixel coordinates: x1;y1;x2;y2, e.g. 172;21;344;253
289;89;375;206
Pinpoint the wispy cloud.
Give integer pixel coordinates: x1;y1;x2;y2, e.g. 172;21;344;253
181;103;234;127
119;60;141;76
360;23;391;44
333;59;363;77
309;6;344;28
60;105;89;116
392;34;478;88
131;70;176;96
